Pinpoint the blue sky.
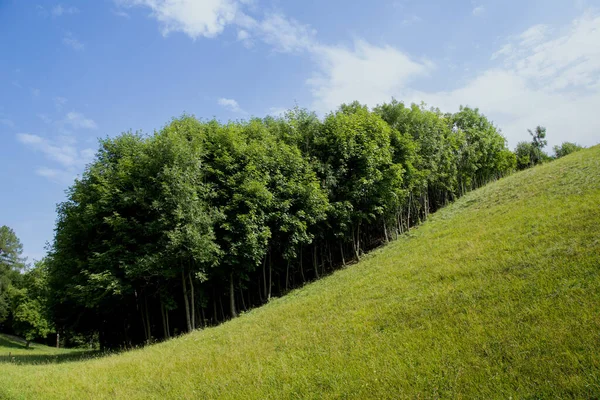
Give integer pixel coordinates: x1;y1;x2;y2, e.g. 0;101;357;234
1;0;600;262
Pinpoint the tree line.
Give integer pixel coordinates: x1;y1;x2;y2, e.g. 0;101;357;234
0;101;584;349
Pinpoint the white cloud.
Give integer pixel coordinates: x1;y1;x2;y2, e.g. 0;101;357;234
112;9;131;18
236;29;253;48
472;6;485;16
408;11;600;148
267;106;288;116
64;112;98;129
116;1;316;53
218;97;246;113
17;133;95;183
37;114;53;124
54;96;68;110
118;0;239;39
255;13;316;53
401;15;422;26
63;33;84;50
307;40;434;113
0;119;15;128
52;4;79;17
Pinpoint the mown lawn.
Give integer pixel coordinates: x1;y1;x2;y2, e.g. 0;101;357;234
1;146;599;399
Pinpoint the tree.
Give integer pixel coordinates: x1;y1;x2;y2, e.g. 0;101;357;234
0;226;26;324
554;142;584;158
528;126;548;165
10;260;53;347
514;141;534;170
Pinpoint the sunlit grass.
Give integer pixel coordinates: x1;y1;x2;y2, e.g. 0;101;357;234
1;146;599;399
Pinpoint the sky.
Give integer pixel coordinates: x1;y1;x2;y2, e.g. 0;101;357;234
1;0;600;262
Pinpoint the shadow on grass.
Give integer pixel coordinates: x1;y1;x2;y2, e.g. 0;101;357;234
0;349;107;365
0;335;27;350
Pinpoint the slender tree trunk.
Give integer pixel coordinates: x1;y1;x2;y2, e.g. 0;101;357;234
144;295;151;343
383;219;389;243
262;256;267;303
407;194;412;229
314;245;320;278
285;260;290;291
189;272;195;330
200;307;206;328
258;275;264;303
182;270;192;332
212;290;218;324
300;247;305;283
230;273;237;318
239;279;247;311
339;242;345;266
268;251;272;300
161;300;169;339
219;295;225;321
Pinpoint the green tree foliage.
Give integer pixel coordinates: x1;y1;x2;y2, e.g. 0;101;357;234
42;100;517;349
553;142;584;158
10;261;53;347
0;226;26;324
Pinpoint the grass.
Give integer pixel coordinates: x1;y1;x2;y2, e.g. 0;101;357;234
1;146;599;399
0;334;99;365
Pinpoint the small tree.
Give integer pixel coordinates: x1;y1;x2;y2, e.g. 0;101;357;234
10;261;53;348
528;126;547;166
554;142;584;158
11;294;51;348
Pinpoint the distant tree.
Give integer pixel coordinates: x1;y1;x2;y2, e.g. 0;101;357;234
515;141;534;170
553;142;584;158
10;260;53;347
528;126;548;165
0;226;26;324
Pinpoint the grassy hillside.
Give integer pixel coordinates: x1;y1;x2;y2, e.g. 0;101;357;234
1;146;599;399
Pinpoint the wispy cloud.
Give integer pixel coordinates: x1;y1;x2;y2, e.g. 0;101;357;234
117;1;316;53
112;9;130;18
0;119;15;128
52;4;79;17
218;98;246;114
307;40;434;113
117;0;238;39
64;111;97;129
63;33;84;50
16;133;95;184
401;15;422;26
54;96;68;110
472;6;485;16
31;88;41;97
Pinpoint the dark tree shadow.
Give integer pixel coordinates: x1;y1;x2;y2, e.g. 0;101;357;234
0;335;27;350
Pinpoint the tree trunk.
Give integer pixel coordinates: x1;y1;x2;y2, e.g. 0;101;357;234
161;300;169;339
189;272;195;330
285;260;290;291
239;279;247;311
383;219;389;243
262;256;267;303
314;245;320;278
212;290;218;324
145;296;151;343
182;270;192;332
267;251;272;300
339;242;345;267
230;273;237;318
299;247;306;283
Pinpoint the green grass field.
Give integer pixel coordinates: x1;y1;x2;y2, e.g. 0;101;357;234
0;334;96;365
1;146;599;399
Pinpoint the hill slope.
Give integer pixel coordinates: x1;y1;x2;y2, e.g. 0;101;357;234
1;146;599;399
